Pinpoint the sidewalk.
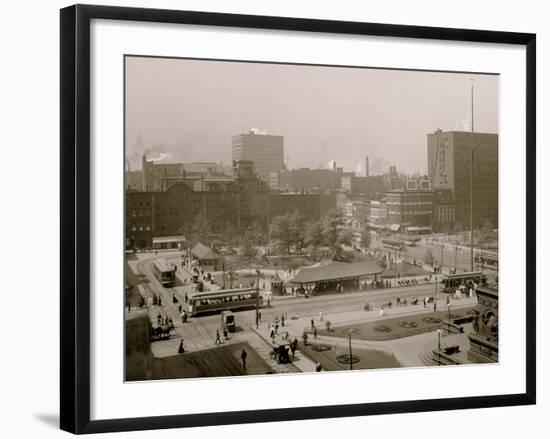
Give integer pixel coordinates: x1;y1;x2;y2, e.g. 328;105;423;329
252;324;319;373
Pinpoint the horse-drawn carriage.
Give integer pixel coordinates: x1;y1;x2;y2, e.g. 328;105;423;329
270;343;291;364
150;321;174;341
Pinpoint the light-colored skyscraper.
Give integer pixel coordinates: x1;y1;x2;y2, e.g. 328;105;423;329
232;129;284;182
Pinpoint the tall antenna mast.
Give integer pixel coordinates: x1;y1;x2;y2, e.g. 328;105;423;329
471;78;474;132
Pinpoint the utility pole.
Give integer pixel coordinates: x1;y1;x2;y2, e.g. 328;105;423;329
434;269;438;312
440;243;444;273
480;230;484;273
437;329;442;365
471;78;475;133
394;248;398;285
255;269;260;329
470;149;474;272
454;233;458;272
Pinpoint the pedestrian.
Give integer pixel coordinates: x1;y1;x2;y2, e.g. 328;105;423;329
270;327;275;340
274;322;279;335
178;339;185;354
181;311;187;323
281;314;285;327
290;339;297;359
215;329;221;344
319;310;324;321
313;327;318;340
258;310;262;322
302;332;308;346
311;318;315;329
157;313;162;324
315;362;322;372
240;349;248;368
223;327;228;340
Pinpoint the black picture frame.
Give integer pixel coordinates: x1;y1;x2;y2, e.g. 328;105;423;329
60;4;536;434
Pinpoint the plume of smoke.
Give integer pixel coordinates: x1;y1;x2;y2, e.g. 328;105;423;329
148;152;171;162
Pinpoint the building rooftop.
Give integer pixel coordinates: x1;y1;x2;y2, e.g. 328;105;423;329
191;242;220;260
290;260;383;284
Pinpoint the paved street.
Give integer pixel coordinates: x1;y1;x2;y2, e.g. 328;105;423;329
125;251;480;377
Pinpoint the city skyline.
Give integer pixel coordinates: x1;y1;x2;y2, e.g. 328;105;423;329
125;57;499;175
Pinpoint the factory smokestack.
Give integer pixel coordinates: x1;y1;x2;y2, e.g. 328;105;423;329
365;156;369;177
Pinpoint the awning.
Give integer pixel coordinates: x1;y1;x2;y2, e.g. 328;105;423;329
290;260;383;284
389;224;401;232
406;226;432;232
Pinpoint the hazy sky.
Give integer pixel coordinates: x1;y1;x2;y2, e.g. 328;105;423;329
125;56;498;175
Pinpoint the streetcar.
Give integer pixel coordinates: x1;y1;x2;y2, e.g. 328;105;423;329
187;287;262;316
475;253;499;270
381;238;404;250
441;271;487;293
152;258;176;287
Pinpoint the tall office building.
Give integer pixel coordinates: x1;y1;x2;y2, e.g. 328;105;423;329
427;129;498;228
232;129;284;182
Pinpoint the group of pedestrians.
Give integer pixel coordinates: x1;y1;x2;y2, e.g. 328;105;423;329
156;313;173;327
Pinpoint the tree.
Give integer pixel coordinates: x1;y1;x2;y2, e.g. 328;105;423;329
222;222;240;246
248;221;268;246
452;221;464;233
423;248;434;266
269;210;306;255
183;213;211;246
320;209;352;261
360;224;372;250
304;221;324;250
240;230;259;271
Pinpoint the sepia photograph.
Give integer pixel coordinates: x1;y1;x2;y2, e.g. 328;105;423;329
124;56;499;382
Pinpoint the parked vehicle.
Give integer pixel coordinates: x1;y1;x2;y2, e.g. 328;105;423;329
221;310;236;332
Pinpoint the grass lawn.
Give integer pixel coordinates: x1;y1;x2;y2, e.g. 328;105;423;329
299;341;400;371
318;308;474;342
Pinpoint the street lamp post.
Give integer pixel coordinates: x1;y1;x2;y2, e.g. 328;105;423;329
437;328;442;365
255;269;260;329
348;329;354;371
447;303;452;334
394;248;398;286
434;269;438;312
